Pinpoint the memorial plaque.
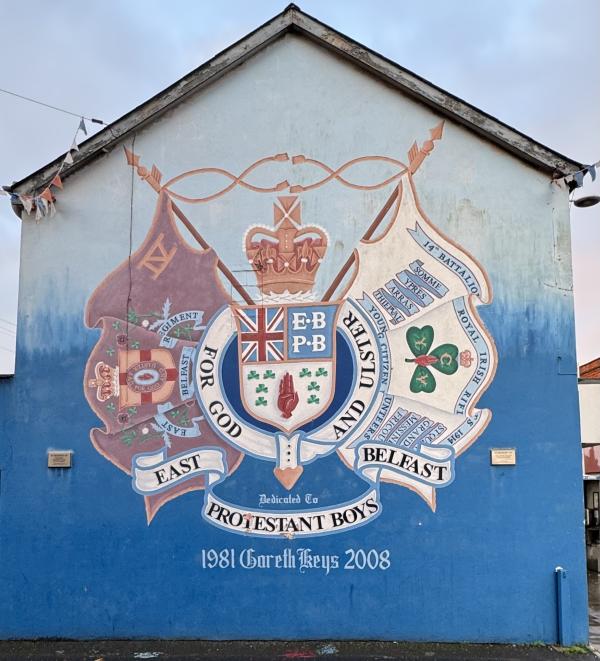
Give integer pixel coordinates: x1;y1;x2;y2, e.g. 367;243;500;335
490;448;516;466
48;451;72;468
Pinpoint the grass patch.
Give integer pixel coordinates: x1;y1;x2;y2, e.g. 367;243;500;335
556;644;591;654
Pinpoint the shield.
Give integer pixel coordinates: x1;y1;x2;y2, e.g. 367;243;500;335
233;302;340;432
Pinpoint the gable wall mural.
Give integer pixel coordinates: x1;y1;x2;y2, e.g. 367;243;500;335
83;126;497;537
0;35;586;642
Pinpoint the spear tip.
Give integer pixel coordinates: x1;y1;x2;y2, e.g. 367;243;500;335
123;146;140;167
430;121;444;141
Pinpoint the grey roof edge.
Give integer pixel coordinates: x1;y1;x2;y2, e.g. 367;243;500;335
8;3;582;199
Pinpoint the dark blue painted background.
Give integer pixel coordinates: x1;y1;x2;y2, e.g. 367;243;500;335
0;304;587;642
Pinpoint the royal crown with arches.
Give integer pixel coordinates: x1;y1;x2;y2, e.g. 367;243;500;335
244;196;329;295
88;361;119;401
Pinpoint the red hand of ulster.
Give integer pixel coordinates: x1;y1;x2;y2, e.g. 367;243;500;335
277;372;299;419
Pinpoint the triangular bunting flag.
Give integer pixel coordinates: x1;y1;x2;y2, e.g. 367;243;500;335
51;174;63;190
49;201;56;217
70;138;79;152
64;151;74;165
20;196;33;215
35;199;42;221
78;118;87;135
40;188;53;203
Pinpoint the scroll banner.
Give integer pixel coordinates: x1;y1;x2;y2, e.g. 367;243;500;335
132;446;226;495
355;441;455;487
408;222;482;297
159;311;205;348
153;410;204;437
178;346;195;399
203;488;381;538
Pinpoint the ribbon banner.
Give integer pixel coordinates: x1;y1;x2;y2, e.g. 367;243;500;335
408;223;483;297
203;488;381;538
355;441;455;487
159;310;205;348
178;346;195;399
153;408;204;438
132;446;226;495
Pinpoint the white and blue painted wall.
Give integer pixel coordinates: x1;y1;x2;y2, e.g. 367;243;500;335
0;34;586;642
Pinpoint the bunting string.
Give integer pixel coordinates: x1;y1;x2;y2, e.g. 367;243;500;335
0;86;109;219
556;159;600;192
1;92;597;219
0;87;106;124
1;116;90;220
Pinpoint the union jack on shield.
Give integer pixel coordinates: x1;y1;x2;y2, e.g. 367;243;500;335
232;302;339;433
236;306;285;363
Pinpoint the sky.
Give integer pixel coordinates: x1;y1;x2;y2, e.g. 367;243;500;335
0;0;599;374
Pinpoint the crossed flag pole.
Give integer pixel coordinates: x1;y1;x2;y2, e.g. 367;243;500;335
123;121;445;306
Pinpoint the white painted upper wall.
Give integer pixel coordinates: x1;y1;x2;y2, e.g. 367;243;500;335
580;383;600;445
16;34;573;357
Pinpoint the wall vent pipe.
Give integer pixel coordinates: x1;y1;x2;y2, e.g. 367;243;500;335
555;566;574;646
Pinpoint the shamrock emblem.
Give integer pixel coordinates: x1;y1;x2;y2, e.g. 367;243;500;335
255;396;267;406
307;394;320;405
247;370;259;380
263;370;275;379
172;324;193;340
121;429;137;447
405;325;458;394
256;383;268;394
315;367;328;377
307;381;320;392
299;368;312;378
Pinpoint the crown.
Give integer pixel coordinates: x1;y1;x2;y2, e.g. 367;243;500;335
245;196;328;295
88;361;120;401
